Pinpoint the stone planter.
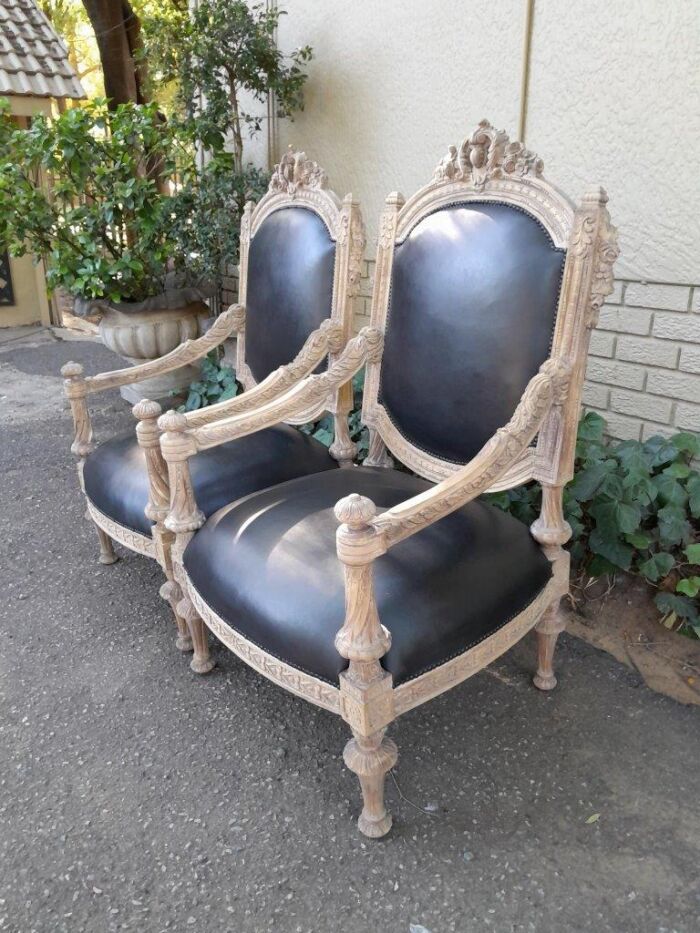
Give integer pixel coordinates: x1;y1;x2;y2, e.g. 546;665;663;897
98;301;210;403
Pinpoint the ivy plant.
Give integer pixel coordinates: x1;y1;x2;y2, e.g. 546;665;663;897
487;412;700;638
176;351;242;412
303;387;700;638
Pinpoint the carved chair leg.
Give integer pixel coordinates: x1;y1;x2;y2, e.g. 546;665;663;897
177;597;215;674
159;581;193;652
95;524;118;565
533;601;566;691
343;727;398;838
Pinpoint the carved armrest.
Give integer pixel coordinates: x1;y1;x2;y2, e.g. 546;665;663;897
183;319;345;429
337;358;571;556
170;327;383;453
60;305;245;458
157;327;383;537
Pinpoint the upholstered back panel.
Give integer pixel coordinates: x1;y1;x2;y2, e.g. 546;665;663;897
245;206;336;383
379;202;565;464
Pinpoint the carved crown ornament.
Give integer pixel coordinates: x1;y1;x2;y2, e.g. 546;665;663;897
433;119;544;190
269;145;329;195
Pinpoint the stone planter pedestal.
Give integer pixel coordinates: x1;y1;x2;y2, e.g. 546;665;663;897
98;302;210;403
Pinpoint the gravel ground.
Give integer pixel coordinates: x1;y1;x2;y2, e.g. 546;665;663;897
1;330;699;933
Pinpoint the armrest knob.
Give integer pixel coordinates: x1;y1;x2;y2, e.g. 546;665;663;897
334;493;376;528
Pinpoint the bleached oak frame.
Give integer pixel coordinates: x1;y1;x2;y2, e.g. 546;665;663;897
61;147;365;664
159;120;619;836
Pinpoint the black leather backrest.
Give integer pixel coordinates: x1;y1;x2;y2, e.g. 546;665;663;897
245;206;336;382
379;202;565;464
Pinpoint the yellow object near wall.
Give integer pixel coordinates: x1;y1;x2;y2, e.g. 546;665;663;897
0;96;52;329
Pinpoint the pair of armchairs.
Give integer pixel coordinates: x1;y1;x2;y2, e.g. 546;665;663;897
62;122;618;838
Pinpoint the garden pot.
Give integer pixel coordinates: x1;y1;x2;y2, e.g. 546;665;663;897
98;300;210;403
74;284;213;403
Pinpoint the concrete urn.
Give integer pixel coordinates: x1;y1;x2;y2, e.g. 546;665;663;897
98;301;210;403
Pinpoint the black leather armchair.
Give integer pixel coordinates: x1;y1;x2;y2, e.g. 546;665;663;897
159;121;619;836
61;147;365;664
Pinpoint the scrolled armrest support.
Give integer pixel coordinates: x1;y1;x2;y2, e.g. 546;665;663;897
189;326;383;452
183;318;344;429
371;357;571;549
82;304;245;396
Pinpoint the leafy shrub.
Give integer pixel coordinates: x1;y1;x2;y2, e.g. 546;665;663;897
177;351;241;412
487;412;700;638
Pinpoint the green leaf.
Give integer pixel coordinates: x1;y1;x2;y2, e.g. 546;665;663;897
313;428;333;447
644;435;680;468
684;543;700;564
567;461;611;501
625;531;651;549
653;472;688;507
589;529;633;571
654;592;699;624
587;554;618;577
183;390;202;411
663;462;691;479
577;411;606;443
686;474;700;518
638;552;675;583
657;505;691;547
218;384;239;401
676;576;700;598
590;499;641;538
671;432;700;456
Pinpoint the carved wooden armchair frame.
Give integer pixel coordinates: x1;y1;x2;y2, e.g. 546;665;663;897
61;147;365;659
159;120;618;836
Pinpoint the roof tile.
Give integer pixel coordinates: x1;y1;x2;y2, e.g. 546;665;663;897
0;0;85;99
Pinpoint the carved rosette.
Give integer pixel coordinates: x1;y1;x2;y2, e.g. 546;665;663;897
269;146;328;196
432;119;544;190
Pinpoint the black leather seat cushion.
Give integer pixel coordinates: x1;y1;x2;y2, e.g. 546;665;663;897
83;426;338;537
183;468;552;687
245;206;336;383
380;202;565;464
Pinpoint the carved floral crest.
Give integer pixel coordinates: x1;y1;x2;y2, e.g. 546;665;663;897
269;146;328;195
433;119;544;189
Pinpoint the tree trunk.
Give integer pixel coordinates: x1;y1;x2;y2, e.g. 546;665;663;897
82;0;148;108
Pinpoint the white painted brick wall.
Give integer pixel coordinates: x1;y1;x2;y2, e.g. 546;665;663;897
353;262;700;443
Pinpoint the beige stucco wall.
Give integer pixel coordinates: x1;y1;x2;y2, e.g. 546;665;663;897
271;0;700;441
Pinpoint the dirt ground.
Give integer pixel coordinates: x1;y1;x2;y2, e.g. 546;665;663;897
1;327;699;933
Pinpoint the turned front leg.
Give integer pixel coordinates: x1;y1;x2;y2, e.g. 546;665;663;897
178;596;214;674
533;601;566;691
344;729;398;838
159;579;192;652
335;493;396;838
95;524;118;565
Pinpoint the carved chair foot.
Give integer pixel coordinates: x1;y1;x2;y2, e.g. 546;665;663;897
160;581;194;652
533;602;566;691
177;597;215;674
175;621;194;653
344;728;398;838
95;526;118;565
